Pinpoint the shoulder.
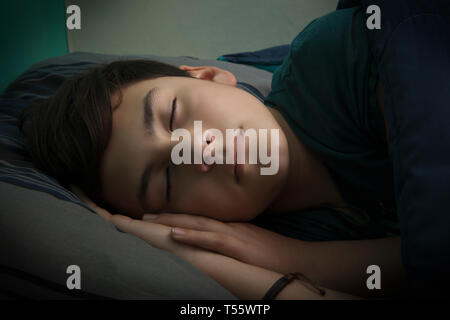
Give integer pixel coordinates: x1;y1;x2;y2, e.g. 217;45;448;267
290;7;363;58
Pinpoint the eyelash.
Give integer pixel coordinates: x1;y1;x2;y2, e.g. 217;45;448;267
166;98;176;202
169;98;177;131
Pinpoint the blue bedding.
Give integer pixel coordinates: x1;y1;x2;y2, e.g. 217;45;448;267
217;44;290;73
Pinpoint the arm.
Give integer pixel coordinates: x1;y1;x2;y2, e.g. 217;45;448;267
110;214;358;300
70;187;400;298
142;213;404;298
296;237;404;298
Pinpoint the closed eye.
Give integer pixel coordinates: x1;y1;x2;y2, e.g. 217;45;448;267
169;98;177;131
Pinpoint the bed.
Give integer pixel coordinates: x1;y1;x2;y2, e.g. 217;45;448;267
2;0;450;299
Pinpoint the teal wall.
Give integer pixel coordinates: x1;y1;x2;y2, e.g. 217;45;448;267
0;0;68;94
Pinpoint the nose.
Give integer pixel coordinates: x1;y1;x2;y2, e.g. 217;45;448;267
195;129;217;173
168;127;220;172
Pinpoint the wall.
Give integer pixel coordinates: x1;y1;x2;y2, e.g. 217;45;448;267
66;0;337;59
0;0;338;93
0;0;68;93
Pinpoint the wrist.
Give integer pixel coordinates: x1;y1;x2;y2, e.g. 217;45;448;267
171;244;281;299
278;238;309;273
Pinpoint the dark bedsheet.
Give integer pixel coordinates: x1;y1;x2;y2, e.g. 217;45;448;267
343;0;450;298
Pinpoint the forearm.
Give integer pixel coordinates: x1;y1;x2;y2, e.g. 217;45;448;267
156;221;401;298
107;215;367;299
171;242;358;300
290;236;404;298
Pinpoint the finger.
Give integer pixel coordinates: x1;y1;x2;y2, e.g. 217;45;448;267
170;228;245;260
94;207;113;221
143;213;229;233
110;214;171;248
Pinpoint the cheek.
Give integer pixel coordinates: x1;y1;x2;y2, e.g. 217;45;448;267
185;88;246;126
172;147;290;221
175;177;258;221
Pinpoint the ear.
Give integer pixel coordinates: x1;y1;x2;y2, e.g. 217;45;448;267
179;65;237;87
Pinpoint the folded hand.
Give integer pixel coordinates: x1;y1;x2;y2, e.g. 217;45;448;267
142;213;304;274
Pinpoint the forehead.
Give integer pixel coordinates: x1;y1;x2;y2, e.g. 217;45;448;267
112;79;155;111
99;81;155;214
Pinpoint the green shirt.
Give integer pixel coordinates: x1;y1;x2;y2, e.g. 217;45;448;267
251;7;399;241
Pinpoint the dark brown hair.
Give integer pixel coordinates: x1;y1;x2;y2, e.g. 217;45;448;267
19;59;192;208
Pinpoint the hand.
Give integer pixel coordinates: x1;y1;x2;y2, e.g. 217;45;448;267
101;214;347;300
142;213;305;274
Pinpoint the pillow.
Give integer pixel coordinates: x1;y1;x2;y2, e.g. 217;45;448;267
0;52;273;299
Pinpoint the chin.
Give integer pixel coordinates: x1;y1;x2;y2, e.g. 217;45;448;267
211;202;261;222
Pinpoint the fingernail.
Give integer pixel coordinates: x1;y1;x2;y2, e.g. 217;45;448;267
172;228;185;236
143;214;158;221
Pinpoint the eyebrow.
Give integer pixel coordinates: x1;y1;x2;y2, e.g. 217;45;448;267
143;87;160;134
137;87;160;210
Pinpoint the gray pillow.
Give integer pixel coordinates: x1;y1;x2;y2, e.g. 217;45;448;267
0;52;273;299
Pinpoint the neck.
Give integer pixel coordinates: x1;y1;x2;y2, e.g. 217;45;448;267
265;107;345;214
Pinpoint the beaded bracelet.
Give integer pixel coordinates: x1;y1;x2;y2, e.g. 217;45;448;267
262;272;326;300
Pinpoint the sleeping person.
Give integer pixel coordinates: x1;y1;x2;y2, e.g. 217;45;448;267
19;7;404;299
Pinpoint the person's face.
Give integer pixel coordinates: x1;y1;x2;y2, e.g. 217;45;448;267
100;66;289;221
